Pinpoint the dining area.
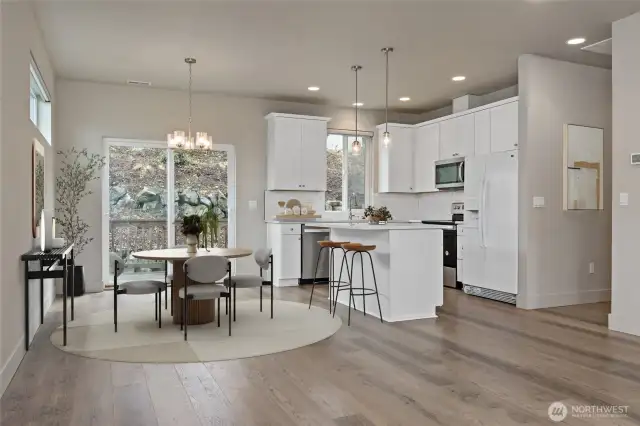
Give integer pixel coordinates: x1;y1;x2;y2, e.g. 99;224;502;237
46;245;342;364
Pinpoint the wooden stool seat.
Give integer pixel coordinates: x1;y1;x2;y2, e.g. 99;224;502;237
342;243;376;252
318;240;351;248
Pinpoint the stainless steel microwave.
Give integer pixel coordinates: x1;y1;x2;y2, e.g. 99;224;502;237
435;157;464;190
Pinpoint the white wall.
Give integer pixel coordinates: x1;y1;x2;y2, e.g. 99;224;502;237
55;79;420;293
0;1;56;396
517;54;612;309
610;12;640;336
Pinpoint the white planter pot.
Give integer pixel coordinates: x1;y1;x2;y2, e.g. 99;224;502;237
186;234;198;254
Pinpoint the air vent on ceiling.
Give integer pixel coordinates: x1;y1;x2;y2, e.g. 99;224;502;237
126;79;152;87
581;38;612;56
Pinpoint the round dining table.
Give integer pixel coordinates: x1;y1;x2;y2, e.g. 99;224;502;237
131;247;253;325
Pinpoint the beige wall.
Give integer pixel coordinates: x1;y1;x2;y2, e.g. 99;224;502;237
55;79;420;293
517;54;612;309
610;12;640;336
0;1;56;395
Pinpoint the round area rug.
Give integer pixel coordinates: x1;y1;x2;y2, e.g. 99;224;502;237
50;298;341;363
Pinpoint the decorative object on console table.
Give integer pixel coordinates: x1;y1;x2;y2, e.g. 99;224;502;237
363;205;393;224
55;147;105;297
182;215;201;254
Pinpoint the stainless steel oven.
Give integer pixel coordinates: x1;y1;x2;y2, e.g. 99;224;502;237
435;157;464;190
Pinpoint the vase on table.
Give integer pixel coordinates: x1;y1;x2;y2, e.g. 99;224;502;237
186;234;198;254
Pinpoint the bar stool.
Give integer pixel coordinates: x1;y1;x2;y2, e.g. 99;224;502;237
334;243;383;326
308;241;355;314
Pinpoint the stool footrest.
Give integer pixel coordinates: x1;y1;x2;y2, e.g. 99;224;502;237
349;289;379;297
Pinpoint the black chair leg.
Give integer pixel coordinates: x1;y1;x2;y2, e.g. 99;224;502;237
114;288;118;333
260;286;263;312
308;246;324;309
155;293;158;321
170;280;174;316
184;296;188;341
270;283;273;319
158;290;162;328
228;296;231;336
165;286;168;310
218;298;221;327
233;284;236;322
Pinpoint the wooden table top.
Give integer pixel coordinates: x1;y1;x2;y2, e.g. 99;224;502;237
131;247;253;261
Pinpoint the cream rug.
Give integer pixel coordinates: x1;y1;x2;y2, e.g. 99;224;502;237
50;297;341;363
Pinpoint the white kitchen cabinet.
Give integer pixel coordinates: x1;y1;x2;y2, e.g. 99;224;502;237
413;123;440;193
474;109;491;156
377;124;415;193
267;223;301;287
265;113;331;191
490;101;519;153
439;114;474;160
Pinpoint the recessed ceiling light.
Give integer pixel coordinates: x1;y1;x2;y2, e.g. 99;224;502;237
567;37;586;45
352;102;364;107
452;76;466;82
399;97;411;102
308;86;320;91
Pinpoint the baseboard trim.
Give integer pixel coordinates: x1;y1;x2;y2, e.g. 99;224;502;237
609;312;640;337
519;288;610;310
274;278;299;287
0;337;25;398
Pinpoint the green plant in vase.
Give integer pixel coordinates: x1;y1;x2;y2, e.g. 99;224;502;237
200;198;224;249
181;215;201;254
363;205;393;224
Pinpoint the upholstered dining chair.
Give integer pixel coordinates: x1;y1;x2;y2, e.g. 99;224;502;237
223;248;274;320
181;255;232;340
111;253;167;332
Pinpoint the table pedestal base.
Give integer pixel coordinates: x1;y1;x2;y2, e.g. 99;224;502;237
171;260;215;325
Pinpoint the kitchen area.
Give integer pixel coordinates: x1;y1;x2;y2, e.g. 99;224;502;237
264;95;520;321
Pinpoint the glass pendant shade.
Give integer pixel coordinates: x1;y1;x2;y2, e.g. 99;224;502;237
352;139;362;155
168;130;191;149
383;131;392;147
196;132;213;150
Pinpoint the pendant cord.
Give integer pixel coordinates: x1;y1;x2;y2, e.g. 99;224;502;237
355;67;358;142
385;50;389;133
188;61;193;144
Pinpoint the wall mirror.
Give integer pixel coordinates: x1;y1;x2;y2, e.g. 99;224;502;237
32;140;45;238
563;124;604;211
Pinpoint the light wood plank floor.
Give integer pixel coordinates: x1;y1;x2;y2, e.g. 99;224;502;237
2;286;639;426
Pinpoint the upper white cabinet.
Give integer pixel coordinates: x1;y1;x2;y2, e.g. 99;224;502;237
439;114;475;159
413;123;440;193
266;113;331;191
474;109;491;156
490;101;519;153
377;124;415;193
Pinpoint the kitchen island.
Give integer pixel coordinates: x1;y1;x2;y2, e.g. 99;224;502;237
320;223;445;322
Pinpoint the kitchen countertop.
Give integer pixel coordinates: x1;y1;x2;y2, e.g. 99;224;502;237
265;219;368;224
308;223;454;231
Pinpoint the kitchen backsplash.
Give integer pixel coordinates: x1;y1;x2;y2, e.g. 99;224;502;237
418;190;464;219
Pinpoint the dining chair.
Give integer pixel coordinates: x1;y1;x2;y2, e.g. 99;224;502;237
111;253;167;332
181;255;232;340
223;248;274;320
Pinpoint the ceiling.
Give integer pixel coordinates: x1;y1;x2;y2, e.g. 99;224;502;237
34;0;640;113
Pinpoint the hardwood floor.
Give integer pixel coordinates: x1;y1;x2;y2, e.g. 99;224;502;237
2;286;639;426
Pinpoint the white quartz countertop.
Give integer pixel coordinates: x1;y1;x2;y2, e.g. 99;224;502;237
314;223;452;231
266;219;368;224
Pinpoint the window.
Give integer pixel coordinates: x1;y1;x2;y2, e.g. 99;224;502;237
325;133;370;211
29;56;51;143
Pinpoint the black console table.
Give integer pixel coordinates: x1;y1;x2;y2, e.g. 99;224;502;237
20;245;74;350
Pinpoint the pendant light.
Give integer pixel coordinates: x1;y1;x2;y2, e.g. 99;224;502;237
167;58;212;150
381;47;394;147
351;65;363;156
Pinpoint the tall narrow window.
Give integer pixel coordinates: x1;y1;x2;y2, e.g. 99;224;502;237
325;133;371;211
29;55;51;142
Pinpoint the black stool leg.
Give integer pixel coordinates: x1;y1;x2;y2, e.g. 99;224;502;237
360;252;366;317
333;250;352;318
308;246;324;309
328;248;334;314
348;252;357;326
366;252;384;323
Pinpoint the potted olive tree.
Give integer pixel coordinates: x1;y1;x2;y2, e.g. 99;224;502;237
55;147;106;296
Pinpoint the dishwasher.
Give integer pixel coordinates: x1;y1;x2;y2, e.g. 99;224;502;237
300;225;330;284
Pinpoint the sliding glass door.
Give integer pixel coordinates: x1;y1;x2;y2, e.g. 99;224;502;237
102;139;235;286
